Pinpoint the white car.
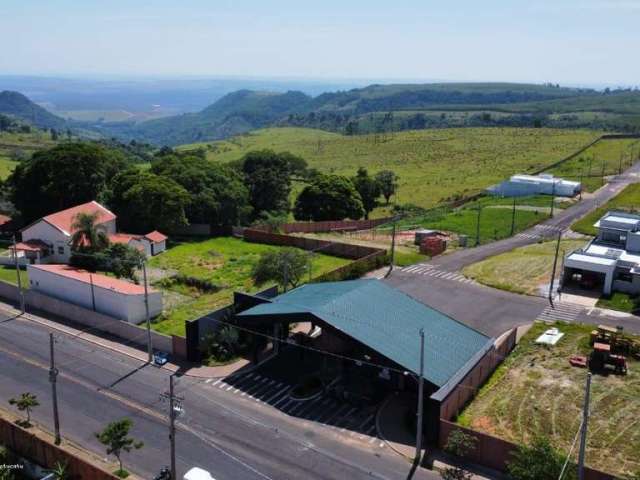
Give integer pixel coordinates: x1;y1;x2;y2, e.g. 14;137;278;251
183;467;216;480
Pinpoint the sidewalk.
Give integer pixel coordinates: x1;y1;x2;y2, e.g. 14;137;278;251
376;392;502;480
0;301;250;379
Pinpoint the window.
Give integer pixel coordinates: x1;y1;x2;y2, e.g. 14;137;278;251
617;271;633;282
57;246;64;255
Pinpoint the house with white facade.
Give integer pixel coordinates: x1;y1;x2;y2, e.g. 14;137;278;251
27;264;163;323
563;211;640;296
13;201;167;264
487;173;581;198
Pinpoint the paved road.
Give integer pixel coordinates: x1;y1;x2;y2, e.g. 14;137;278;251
0;309;439;480
429;162;640;272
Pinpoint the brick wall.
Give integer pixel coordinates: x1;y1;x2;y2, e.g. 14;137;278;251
0;413;120;480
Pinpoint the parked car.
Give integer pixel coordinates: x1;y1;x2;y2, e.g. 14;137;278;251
184;467;216;480
153;351;169;366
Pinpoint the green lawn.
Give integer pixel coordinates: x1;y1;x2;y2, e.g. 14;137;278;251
406;205;547;245
0;266;28;286
547;137;640;192
148;237;350;336
596;292;640;314
0;156;18;180
457;322;640;478
572;183;640;236
178;127;600;211
463;240;586;295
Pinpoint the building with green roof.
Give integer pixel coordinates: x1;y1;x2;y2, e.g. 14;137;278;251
236;279;503;441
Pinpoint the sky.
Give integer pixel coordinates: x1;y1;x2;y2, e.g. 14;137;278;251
1;0;639;85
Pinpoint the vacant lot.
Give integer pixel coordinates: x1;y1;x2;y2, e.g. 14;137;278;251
463;239;586;295
179;127;600;210
458;322;640;478
547;137;640;192
148;237;350;336
572;183;640;236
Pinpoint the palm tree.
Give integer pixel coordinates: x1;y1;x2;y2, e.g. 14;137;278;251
46;461;69;480
71;212;110;251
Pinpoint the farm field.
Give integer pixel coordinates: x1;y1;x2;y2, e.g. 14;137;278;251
546;137;640;192
462;239;586;295
148;237;350;336
572;183;640;236
178;127;601;210
458;321;640;478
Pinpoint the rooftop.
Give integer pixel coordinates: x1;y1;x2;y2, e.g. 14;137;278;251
238;279;492;387
29;264;153;295
41;201;116;236
145;230;168;243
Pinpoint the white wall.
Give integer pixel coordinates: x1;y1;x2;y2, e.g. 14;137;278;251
27;266;163;323
22;220;71;262
150;240;166;255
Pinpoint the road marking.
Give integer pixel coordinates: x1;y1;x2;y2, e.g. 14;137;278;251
264;385;291;404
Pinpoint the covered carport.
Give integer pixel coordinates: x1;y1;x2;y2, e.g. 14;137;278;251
563;252;616;295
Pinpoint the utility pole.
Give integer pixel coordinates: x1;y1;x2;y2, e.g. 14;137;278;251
549;181;556;219
12;235;25;314
510;197;516;237
578;373;592;480
169;375;177;480
601;158;606;186
549;229;562;306
579;167;584;201
89;274;96;311
142;261;152;363
619;152;623;175
415;328;425;464
283;253;289;293
49;333;61;445
475;205;482;247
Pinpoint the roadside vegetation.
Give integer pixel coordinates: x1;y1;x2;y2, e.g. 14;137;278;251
179;127;600;212
462;240;586;295
457;321;640;478
572;183;640;236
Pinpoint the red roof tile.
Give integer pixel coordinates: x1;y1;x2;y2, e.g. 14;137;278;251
10;239;49;252
144;231;168;243
30;264;154;295
108;233;140;245
43;201;116;235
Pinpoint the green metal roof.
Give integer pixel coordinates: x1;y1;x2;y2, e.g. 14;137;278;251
238;279;491;387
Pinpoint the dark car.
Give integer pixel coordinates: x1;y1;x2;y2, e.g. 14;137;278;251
153;351;169;366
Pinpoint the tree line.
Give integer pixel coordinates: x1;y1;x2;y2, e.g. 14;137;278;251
5;141;399;234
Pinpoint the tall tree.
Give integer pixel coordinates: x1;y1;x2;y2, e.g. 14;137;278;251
294;175;364;221
151;153;251;226
375;170;399;205
8;142;128;224
95;418;144;478
241;150;296;216
70;212;110;251
507;436;575;480
108;170;189;233
352;167;381;219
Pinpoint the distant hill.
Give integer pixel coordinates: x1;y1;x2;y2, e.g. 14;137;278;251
0;91;66;130
92;83;640;145
95;89;311;145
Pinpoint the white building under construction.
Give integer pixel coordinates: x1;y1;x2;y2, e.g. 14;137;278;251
487;173;581;197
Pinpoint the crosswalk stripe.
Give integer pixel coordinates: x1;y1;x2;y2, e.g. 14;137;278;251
264;385;291;404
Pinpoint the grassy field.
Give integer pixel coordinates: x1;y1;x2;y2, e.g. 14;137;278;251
463;240;586;294
572;183;640;236
547;137;640;192
458;321;640;477
178;127;600;210
597;292;639;314
0;266;28;286
148;237;350;336
0;130;58;179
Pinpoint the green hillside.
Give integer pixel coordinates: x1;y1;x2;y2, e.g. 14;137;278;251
178;127;601;209
0;129;59;179
0;91;66;130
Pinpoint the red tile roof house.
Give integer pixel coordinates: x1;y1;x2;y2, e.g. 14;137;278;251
16;201;168;264
27;264;162;324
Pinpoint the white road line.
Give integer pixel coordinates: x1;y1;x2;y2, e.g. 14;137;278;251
264;385;291;404
321;404;351;425
211;379;221;387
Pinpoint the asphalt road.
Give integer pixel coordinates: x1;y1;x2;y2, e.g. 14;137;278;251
0;310;439;480
430;162;640;272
